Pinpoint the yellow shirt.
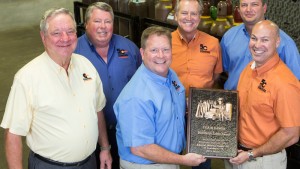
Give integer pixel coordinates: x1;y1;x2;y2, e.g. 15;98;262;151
1;52;106;162
171;29;222;96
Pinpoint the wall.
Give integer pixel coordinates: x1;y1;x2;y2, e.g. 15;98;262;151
231;0;299;49
0;0;80;31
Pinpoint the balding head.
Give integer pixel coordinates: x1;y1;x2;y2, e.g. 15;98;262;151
254;20;280;38
249;20;281;67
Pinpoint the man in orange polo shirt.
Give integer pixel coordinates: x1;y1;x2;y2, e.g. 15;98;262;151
171;1;222;169
171;0;222;97
231;20;300;169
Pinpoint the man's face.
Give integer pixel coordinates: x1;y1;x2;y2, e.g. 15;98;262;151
85;9;113;46
239;0;266;25
175;0;200;35
41;14;77;60
249;23;280;67
140;34;172;77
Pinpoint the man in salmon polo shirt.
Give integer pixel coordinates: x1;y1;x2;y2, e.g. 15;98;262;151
171;1;222;169
230;20;300;169
171;0;223;97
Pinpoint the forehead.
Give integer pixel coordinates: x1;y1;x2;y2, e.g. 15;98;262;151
90;8;112;19
146;34;170;47
240;0;262;3
179;0;199;11
47;14;74;29
252;24;275;37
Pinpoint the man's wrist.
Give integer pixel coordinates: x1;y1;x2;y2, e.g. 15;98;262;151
100;145;111;151
247;150;256;161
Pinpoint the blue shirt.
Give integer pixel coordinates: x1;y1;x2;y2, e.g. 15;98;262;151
114;64;186;164
221;23;300;90
75;34;142;126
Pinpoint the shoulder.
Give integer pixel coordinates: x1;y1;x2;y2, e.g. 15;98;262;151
15;53;47;78
72;53;95;69
198;31;219;42
112;34;137;46
278;29;297;45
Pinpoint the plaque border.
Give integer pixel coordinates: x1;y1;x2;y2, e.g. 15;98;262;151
187;88;239;159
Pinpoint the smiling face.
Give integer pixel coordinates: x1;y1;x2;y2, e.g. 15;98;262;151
85;8;113;47
175;0;201;36
249;21;280;67
239;0;266;26
40;13;77;61
141;34;172;77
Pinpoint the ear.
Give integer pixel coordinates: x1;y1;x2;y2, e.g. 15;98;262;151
40;31;46;44
140;48;145;60
263;3;267;14
275;36;280;48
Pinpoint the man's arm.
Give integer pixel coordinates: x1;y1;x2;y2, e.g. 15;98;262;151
131;144;206;166
230;126;300;165
5;129;23;169
97;110;112;169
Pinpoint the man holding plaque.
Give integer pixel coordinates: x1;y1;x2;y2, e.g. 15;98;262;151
114;26;206;169
231;20;300;169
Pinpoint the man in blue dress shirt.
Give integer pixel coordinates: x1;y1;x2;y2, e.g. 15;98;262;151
75;2;142;168
221;0;300;90
114;26;206;169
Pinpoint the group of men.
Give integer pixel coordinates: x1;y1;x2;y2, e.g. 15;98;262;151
1;0;299;169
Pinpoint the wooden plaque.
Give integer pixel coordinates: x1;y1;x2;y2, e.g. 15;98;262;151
187;88;238;159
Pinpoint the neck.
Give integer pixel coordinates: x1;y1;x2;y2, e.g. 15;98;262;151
178;29;196;43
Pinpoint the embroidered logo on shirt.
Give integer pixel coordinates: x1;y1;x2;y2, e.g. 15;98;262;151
172;81;181;91
117;48;128;58
258;79;267;92
200;44;210;53
83;73;92;81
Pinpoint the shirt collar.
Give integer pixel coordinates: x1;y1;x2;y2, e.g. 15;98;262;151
140;63;172;87
44;51;74;74
241;24;250;37
251;53;280;77
176;29;197;42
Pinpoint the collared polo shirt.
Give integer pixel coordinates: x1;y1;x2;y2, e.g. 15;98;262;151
237;53;300;148
171;29;222;96
221;23;300;90
75;34;142;127
1;52;106;162
114;64;186;164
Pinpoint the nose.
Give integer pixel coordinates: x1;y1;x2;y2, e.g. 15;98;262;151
157;49;165;58
99;21;106;28
246;5;251;12
60;32;70;41
187;13;192;20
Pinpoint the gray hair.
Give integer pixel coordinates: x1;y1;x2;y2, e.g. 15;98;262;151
85;2;114;24
175;0;203;15
40;8;76;33
141;26;172;49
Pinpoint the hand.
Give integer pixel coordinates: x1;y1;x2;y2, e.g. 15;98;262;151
99;150;112;169
230;150;249;165
183;153;207;166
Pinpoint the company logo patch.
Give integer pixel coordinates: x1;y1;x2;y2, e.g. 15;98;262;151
200;44;210;53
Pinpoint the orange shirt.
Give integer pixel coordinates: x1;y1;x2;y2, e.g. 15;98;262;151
171;29;222;96
237;53;300;148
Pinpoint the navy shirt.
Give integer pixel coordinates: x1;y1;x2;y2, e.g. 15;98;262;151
75;34;142;126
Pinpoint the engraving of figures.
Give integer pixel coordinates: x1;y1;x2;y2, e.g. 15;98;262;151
195;98;232;121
